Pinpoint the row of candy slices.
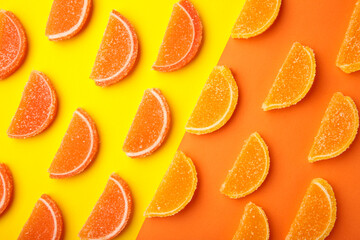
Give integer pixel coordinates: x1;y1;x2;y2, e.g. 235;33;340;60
7;70;171;175
0;0;203;85
232;0;360;74
146;138;337;240
187;62;359;162
8;57;358;180
3;0;360;85
0;149;337;240
0;163;133;239
6;55;359;181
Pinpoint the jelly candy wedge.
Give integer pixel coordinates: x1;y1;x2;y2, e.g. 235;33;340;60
153;0;202;72
18;194;63;240
49;108;99;178
8;71;57;139
46;0;92;40
79;173;132;240
90;10;138;86
286;178;336;240
145;151;197;217
220;132;270;199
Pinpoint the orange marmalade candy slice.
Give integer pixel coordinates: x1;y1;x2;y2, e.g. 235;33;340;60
153;0;202;72
144;150;197;217
262;42;316;111
45;0;92;40
309;92;359;162
19;194;63;240
0;163;13;215
79;173;132;240
231;0;281;39
286;178;337;240
123;88;170;158
233;202;269;240
220;132;270;199
185;66;238;135
336;0;360;73
90;10;138;87
0;10;27;79
48;108;99;178
7;71;57;139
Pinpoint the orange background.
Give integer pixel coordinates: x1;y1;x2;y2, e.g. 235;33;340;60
138;0;360;239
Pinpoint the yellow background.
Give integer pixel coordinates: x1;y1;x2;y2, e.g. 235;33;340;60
0;0;244;239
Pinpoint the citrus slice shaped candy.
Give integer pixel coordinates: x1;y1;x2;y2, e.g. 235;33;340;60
18;194;63;240
0;163;13;215
49;108;99;178
309;92;359;162
286;178;336;240
45;0;92;41
123;88;170;158
232;202;269;240
231;0;281;39
90;10;138;87
152;0;202;72
79;173;132;240
262;42;316;111
185;66;238;135
336;0;360;73
144;150;197;217
220;132;270;199
0;10;27;79
7;71;57;139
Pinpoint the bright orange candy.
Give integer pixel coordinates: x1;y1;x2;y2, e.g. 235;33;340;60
286;178;337;240
7;71;57;139
19;194;63;240
231;0;281;39
0;10;27;79
309;92;359;162
262;42;316;111
123;88;170;158
232;202;269;240
45;0;92;41
90;10;138;87
153;0;202;72
79;173;132;240
145;150;197;217
336;0;360;73
49;108;99;178
185;66;238;135
220;132;270;199
0;163;13;215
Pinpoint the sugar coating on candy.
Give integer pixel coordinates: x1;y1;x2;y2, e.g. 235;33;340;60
153;0;202;72
18;194;63;240
144;151;197;217
309;92;359;162
231;0;281;39
336;0;360;73
79;173;132;240
90;10;138;87
220;132;270;199
45;0;92;40
123;88;170;158
49;108;99;178
233;202;269;240
286;178;336;240
0;10;27;79
185;66;238;135
7;71;57;139
0;163;13;215
262;42;316;111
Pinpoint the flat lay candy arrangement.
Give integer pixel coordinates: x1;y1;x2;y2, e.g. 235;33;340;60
1;0;360;239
